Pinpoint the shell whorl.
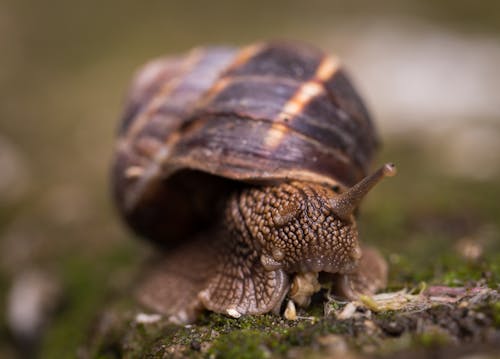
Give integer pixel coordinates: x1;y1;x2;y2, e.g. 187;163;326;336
112;41;378;243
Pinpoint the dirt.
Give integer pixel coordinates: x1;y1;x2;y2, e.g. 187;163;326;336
78;281;500;358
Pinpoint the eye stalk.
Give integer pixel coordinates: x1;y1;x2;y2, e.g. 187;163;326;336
329;163;397;222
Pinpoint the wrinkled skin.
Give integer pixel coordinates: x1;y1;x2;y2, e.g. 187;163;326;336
137;180;388;322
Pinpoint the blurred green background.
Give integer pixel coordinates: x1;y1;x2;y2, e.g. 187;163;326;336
1;0;499;357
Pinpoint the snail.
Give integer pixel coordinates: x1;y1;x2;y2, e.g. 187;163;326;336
112;41;395;323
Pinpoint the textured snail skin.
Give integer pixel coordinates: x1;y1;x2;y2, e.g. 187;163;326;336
136;176;391;321
232;182;362;275
199;181;362;316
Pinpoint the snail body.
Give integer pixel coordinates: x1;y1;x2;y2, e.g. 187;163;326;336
112;42;394;321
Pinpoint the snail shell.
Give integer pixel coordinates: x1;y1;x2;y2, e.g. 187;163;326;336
112;41;392;321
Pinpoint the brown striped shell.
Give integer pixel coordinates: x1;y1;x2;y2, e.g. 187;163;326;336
112;41;378;245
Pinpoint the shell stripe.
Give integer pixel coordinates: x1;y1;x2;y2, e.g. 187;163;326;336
124;128;185;211
264;56;340;149
123;110;355;211
122;47;354;211
222;43;265;74
166;112;359;185
195;74;303;108
193;43;266;110
122;44;268;211
119;48;204;146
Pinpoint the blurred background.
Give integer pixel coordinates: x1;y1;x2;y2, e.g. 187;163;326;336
1;0;499;357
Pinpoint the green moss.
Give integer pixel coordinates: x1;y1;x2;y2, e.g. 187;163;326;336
39;243;140;358
91;308;358;358
198;312;292;338
415;331;450;348
39;259;107;358
205;314;356;358
208;329;273;359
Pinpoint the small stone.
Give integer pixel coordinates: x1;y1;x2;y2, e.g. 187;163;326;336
284;300;297;321
226;307;241;318
135;313;162;324
6;270;62;344
337;302;357;320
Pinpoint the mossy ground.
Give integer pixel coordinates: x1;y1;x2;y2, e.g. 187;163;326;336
82;283;499;358
75;142;500;358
